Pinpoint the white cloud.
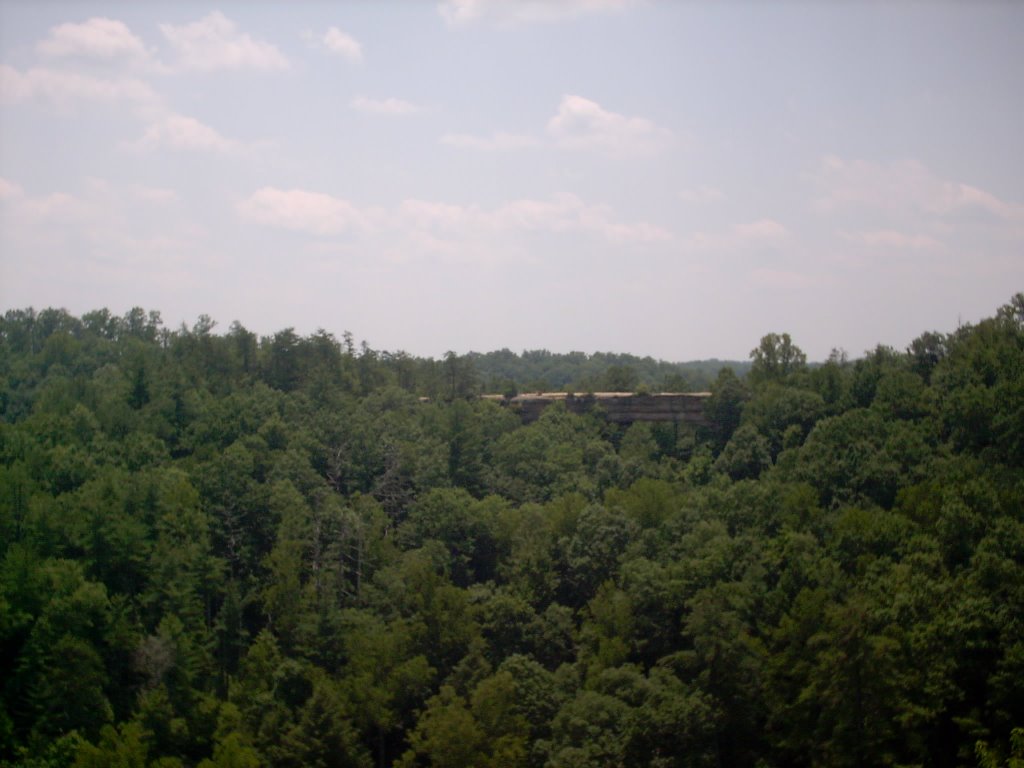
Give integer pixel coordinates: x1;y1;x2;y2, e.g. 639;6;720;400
391;194;671;265
735;219;788;239
440;132;538;151
953;184;1024;221
848;229;943;250
37;17;151;62
685;218;788;250
6;189;90;222
679;186;725;203
547;94;670;154
398;199;475;231
400;193;672;243
488;194;671;242
0;65;30;104
322;27;363;60
439;0;637;26
351;95;419;115
747;268;821;290
814;154;1024;221
159;12;289;72
130;185;178;203
237;188;374;235
0;178;25;201
26;193;90;220
0;179;208;294
0;183;89;268
441;96;668;154
0;65;248;154
131;113;239;153
0;64;159;112
240;188;669;247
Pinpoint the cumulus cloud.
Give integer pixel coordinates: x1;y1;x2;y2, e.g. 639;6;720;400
486;194;671;242
0;178;25;201
239;188;670;246
8;189;90;222
849;230;943;250
351;95;419;115
547;94;670;154
441;95;670;156
679;186;725;203
131;113;240;153
160;12;289;72
814;154;1024;221
237;188;374;236
735;219;788;239
0;64;250;154
952;184;1024;221
322;27;363;60
439;132;538;151
398;199;474;231
747;268;821;290
130;185;178;203
439;0;637;26
397;194;671;244
0;184;98;273
393;194;671;263
0;64;159;111
684;218;788;250
37;17;152;62
0;178;206;291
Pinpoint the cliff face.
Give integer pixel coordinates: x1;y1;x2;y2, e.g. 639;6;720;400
498;392;712;426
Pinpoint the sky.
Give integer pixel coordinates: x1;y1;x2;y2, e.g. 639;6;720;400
1;0;1022;362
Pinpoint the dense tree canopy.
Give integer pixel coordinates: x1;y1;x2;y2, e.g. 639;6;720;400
0;297;1022;767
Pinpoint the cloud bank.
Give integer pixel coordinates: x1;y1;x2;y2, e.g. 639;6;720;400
439;0;637;26
547;95;671;154
159;12;289;72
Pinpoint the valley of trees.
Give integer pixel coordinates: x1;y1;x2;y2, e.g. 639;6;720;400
0;297;1022;767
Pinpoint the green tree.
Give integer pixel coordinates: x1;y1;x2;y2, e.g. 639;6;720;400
701;368;748;453
748;333;806;386
73;721;150;768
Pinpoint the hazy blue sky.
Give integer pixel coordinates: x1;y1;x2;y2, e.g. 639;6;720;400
1;1;1021;361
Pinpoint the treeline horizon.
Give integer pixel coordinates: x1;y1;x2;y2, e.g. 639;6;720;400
6;305;854;398
0;295;1022;768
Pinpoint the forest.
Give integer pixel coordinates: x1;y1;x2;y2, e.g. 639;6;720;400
0;296;1022;768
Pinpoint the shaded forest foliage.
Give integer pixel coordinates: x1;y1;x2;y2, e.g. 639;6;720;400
0;297;1022;767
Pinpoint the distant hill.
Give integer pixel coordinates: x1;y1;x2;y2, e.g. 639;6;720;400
468;348;750;394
